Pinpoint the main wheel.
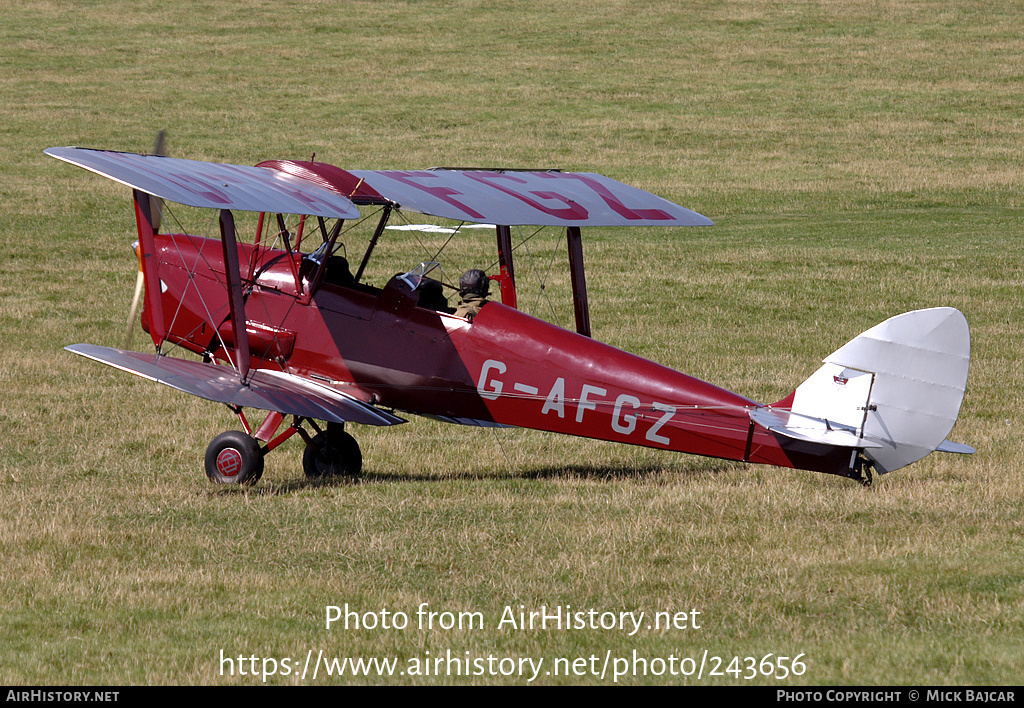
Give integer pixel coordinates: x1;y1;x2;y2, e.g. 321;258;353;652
302;426;362;478
205;430;264;485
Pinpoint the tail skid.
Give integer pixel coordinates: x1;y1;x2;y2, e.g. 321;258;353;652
751;307;972;477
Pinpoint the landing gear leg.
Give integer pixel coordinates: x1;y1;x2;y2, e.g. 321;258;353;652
302;422;362;479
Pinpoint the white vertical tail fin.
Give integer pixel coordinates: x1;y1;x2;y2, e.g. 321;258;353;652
790;307;972;474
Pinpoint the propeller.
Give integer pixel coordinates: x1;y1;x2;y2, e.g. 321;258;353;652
124;131;166;349
123;242;146;349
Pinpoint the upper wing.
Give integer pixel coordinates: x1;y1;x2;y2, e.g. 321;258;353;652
47;147;710;227
66;343;404;427
259;160;714;227
45;147;361;219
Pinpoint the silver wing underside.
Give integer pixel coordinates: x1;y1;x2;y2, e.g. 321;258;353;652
67;343;404;427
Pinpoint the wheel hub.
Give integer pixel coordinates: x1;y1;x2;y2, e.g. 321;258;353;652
216;447;244;477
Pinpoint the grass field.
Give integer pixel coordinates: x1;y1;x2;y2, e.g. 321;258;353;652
1;0;1022;685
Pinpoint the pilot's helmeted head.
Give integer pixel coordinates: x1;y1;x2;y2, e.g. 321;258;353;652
459;269;490;298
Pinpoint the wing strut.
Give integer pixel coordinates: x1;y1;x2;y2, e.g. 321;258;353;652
495;225;518;308
219;209;251;383
566;226;591;337
355;205;392;284
306;218;345;297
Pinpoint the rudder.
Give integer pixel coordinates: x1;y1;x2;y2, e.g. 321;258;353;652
786;307;972;474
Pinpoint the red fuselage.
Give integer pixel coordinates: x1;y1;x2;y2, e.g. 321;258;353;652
143;233;851;475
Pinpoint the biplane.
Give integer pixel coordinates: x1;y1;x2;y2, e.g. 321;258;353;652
46;144;973;486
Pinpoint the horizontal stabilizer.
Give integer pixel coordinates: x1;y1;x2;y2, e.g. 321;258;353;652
749;407;883;449
936;439;976;454
66;343;404;427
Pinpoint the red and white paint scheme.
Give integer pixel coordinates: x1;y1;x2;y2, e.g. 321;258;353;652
47;146;972;486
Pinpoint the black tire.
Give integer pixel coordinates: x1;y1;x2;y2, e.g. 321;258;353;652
204;430;264;485
303;427;362;478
